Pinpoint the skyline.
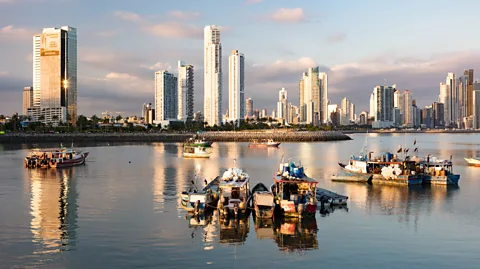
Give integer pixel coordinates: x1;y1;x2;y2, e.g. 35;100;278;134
2;0;480;116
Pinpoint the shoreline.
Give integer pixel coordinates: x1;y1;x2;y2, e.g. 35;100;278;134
342;130;480;134
0;131;351;144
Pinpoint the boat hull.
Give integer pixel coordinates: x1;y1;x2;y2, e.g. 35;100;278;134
181;193;219;213
422;174;460;185
465;158;480;167
183;153;211;158
186;142;213;147
248;143;280;148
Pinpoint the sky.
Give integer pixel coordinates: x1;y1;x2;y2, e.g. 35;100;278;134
2;0;480;117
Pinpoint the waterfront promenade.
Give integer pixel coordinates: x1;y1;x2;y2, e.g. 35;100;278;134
0;131;351;144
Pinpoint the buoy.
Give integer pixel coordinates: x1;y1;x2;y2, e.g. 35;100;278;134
129;161;131;163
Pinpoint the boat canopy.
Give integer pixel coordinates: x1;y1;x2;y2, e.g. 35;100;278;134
255;192;274;206
273;175;318;184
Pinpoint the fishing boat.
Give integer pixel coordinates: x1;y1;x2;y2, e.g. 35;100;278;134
414;156;460;185
251;183;274;219
271;160;318;218
184;137;213;148
183;145;211;158
465;157;480;167
339;152;422;185
180;176;220;214
248;139;280;148
24;145;89;169
217;166;251;219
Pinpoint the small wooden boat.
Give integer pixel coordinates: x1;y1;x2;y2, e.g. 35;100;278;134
248;139;280;148
465;157;480;167
316;188;348;205
251;183;274;219
183;145;211;158
181;176;220;214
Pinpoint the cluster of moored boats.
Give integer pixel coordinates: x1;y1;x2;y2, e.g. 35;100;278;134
181;158;346;221
334;137;463;185
24;144;89;169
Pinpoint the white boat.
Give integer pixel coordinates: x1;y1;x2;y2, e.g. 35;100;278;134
465;157;480;167
183;146;211;158
181;176;220;214
217;167;251;219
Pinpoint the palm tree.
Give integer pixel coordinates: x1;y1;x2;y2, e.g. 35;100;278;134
0;114;5;120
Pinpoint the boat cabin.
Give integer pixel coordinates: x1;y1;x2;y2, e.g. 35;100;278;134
417;158;455;176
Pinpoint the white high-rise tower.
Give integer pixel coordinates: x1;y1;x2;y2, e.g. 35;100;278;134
204;25;222;126
177;61;194;121
228;50;245;123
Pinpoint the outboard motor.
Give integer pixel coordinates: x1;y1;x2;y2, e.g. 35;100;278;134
233;203;239;218
194;200;200;215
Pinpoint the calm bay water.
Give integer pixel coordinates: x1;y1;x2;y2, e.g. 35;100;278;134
1;133;480;268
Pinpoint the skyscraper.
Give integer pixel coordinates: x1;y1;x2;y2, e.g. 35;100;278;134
246;98;253;117
155;70;178;121
31;26;77;125
228;50;245;123
177;61;194;121
340;97;353;125
299;67;325;125
394;89;413;126
23;86;33;115
319;72;328;124
445;73;457;127
439;82;450;126
371;85;395;128
204;25;222;126
277;87;288;123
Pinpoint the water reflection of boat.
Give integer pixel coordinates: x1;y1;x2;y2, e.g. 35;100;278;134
253;217;275;240
273;218;318;252
220;218;250;244
319;204;349;216
219;212;250;245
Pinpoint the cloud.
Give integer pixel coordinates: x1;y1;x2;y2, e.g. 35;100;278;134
167;10;200;20
266;8;307;23
142;62;173;71
143;22;203;39
245;0;262;4
327;33;346;43
0;25;35;40
0;0;14;3
0;71;8;76
95;30;120;37
104;72;138;80
114;11;143;22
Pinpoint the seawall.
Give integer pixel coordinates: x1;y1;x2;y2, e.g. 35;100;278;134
0;131;351;144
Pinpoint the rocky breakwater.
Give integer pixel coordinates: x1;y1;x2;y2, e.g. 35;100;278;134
199;131;351;142
0;131;351;144
0;133;194;144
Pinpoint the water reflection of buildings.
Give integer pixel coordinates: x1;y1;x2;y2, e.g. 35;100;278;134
28;167;78;253
345;183;459;223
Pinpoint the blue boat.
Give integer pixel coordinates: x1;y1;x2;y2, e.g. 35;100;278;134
415;156;460;185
